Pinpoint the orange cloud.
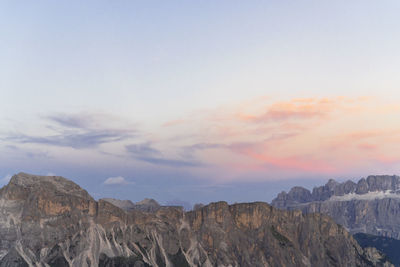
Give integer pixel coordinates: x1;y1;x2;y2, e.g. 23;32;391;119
228;142;335;173
357;143;377;151
247;152;335;173
328;129;400;152
237;97;342;123
155;95;400;180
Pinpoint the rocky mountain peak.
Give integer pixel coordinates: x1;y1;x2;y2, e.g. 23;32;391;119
5;172;93;201
273;175;400;209
271;174;400;240
102;197;160;212
288;186;313;202
136;198;159;206
273;186;313;207
100;198;135;210
0;172;96;221
130;198;160;212
327;178;339;187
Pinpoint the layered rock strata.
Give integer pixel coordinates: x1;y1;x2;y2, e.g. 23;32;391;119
272;175;400;238
0;173;392;267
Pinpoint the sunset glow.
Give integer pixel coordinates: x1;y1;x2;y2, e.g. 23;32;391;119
1;1;400;204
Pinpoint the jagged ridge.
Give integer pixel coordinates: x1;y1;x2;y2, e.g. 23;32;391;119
102;198;161;213
0;173;393;267
272;175;400;239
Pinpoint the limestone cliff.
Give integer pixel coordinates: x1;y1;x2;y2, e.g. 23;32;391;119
0;173;393;267
272;175;400;239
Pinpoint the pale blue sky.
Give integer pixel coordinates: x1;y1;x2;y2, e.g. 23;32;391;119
1;1;400;206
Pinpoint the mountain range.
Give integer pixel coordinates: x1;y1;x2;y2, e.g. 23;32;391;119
0;172;394;267
272;175;400;239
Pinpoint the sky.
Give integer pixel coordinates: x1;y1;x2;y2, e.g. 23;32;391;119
1;1;400;207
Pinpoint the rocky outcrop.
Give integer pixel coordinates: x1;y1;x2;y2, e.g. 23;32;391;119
132;198;161;213
0;173;393;266
186;201;392;267
101;198;136;211
272;175;400;239
354;233;400;267
102;198;161;213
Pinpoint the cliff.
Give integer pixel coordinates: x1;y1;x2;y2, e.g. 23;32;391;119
271;175;400;238
0;173;393;267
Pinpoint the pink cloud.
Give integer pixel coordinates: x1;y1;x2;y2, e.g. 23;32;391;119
237;97;341;123
375;155;400;165
229;143;335;174
357;143;377;151
155;96;400;180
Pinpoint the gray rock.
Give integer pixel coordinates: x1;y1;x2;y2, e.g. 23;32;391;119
102;197;161;213
272;175;400;239
0;248;29;267
0;173;393;267
101;198;135;211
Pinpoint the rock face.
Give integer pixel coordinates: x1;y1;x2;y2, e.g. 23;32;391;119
354;233;400;267
101;198;161;213
101;198;136;211
132;198;161;213
272;175;400;239
0;173;393;267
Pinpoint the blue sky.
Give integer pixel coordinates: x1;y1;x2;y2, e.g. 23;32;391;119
1;1;400;207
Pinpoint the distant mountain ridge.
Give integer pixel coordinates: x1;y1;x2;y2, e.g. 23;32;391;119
0;172;392;266
101;198;161;212
272;175;400;238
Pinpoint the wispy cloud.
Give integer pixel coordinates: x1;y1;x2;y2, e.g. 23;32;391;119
133;156;201;167
126;143;201;167
181;143;225;158
4;113;136;149
237;97;339;123
357;143;377;151
103;176;133;185
148;96;400;178
1;143;51;159
185;143;225;151
6;130;132;149
237;149;335;173
125;142;161;157
46;113;94;129
3;96;399;182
